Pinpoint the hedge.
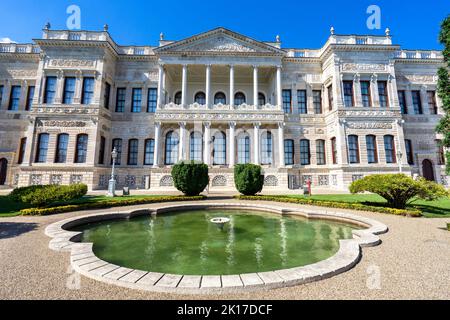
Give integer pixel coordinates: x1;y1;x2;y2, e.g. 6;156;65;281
9;184;88;207
20;196;206;216
234;164;264;196
172;162;209;196
235;195;423;217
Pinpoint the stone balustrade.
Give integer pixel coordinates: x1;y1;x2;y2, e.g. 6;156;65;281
160;103;279;111
0;43;40;54
395;50;443;60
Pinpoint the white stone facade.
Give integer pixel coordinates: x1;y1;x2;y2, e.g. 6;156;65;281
0;26;447;191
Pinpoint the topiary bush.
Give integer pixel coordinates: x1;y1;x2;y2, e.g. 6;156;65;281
171;161;209;196
234;164;264;196
10;184;88;207
350;174;449;209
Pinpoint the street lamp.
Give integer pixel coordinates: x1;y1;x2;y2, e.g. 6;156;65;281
397;150;403;174
107;148;118;197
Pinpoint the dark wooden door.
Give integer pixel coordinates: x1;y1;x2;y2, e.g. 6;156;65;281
0;158;7;185
422;159;435;182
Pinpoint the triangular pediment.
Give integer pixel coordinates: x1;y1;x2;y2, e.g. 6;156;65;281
155;28;285;56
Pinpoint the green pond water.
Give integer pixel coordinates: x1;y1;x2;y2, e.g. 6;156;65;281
72;210;358;275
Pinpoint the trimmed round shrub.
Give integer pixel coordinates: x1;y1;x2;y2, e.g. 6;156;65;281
10;184;88;207
171;161;209;196
8;185;47;203
234;164;264;196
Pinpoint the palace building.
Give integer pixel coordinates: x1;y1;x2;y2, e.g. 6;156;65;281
0;25;447;191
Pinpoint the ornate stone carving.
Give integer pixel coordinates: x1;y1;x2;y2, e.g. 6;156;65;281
48;59;96;68
212;175;227;187
347;122;393;129
1;69;37;78
342;63;387;72
399;74;438;84
160;175;174;187
264;175;279;187
183;36;258;53
338;110;400;118
41;120;87;128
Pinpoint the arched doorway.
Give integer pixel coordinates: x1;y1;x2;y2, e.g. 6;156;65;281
0;158;8;185
422;159;435;182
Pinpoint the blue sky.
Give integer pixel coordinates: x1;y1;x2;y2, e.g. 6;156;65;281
0;0;448;49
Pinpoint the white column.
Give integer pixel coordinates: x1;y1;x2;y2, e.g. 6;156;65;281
253;66;259;107
181;64;188;107
278;122;285;167
179;122;186;161
153;122;161;167
229;65;235;108
254;123;260;165
204;122;211;166
157;64;165;109
276;66;282;109
205;64;211;108
229;122;236;167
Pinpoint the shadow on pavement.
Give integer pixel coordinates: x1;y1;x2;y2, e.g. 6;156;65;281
0;222;39;240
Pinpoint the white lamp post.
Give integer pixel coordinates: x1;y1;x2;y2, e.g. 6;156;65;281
107;148;118;197
397;151;403;174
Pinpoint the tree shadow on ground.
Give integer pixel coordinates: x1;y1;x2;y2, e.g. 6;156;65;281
0;223;39;240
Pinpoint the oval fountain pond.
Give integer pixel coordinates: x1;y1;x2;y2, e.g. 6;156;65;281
71;209;360;276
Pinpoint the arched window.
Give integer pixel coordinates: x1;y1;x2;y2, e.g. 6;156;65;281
112;139;122;165
237;133;250;164
284;139;294;166
144;139;155;165
300;139;311;165
405;139;414;165
258;93;266;106
174;91;182;105
261;132;273;165
195;92;206;105
55;133;69;163
35;133;49;163
234;92;246;106
316;140;326;165
366;135;378;164
127;139;139;165
348;135;360;164
190;132;203;162
384;135;396;164
75;134;88;164
165;131;179;165
213;131;226;165
214;92;226;105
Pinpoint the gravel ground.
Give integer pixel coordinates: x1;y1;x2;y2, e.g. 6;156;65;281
0;199;449;300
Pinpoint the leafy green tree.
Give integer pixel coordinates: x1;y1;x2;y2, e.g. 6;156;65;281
234;164;264;196
171;161;209;196
436;15;450;174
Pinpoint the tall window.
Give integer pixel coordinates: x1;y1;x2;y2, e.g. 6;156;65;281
75;134;88;164
127;139;139;165
378;81;389;107
238;134;250;164
144;139;155;165
195;92;206;105
258;93;266;106
316;140;326;165
81;77;95;105
9;86;21;110
104;82;111;109
398;91;407;114
147;88;157;113
62;77;76;104
18;137;27;164
366;135;378;164
25;86;35;111
35;133;49;163
165;131;179;165
213;132;226;165
348;135;360;164
44;76;57;104
282;90;292;113
284;140;294;166
300;139;311;165
261;132;273;165
427;91;437;115
384;135;396;164
131;88;142;113
313;90;322;114
234;92;246;106
437;140;445;165
214;92;226;105
327;85;334;111
98;136;106;165
174;92;182;105
190;132;203;162
115;88;126;112
297;90;307;114
411;91;422;114
360;81;371;107
405;139;414;165
112;139;123;165
331;137;338;164
55;134;69;163
0;85;3;106
343;81;354;107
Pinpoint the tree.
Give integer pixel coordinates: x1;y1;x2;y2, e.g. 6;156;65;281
436;15;450;174
171;161;209;196
234;164;264;196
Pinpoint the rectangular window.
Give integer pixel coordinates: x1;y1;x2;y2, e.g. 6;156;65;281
238;136;250;164
147;88;157;113
348;135;360;164
398;91;407;114
104;83;111;109
282;90;292;114
343;81;354;107
0;85;4;106
427;91;437;115
63;77;76;104
411;91;422;114
112;139;122;165
405;139;414;165
75;135;88;164
131;88;142;113
25;86;35;111
316;140;326;165
44;76;57;104
55;134;69;164
327;85;333;111
81;77;95;105
35;133;49;163
297;90;307;114
437;140;445;165
378;81;389;108
284;140;294;166
98;136;106;165
300;139;311;165
144;139;155;165
384;135;396;164
9;86;21;111
366;135;378;164
18;138;27;164
360;81;371;107
313;90;322;114
115;88;126;113
128;139;139;165
331;138;338;165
